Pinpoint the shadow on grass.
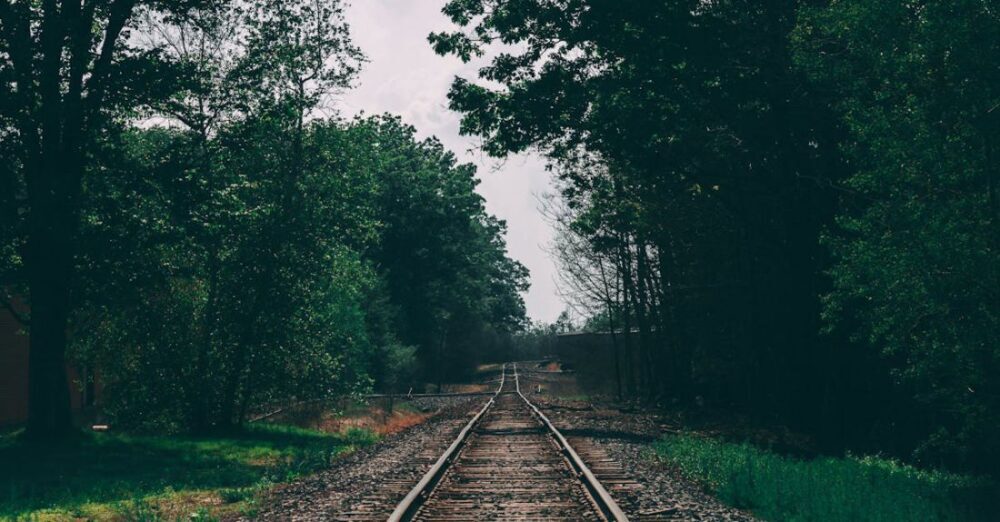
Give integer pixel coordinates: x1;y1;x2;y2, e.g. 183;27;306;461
0;424;352;518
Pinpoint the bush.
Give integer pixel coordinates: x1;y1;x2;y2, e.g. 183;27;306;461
343;427;379;447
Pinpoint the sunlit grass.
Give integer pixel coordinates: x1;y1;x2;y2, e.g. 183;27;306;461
0;423;377;520
653;434;999;521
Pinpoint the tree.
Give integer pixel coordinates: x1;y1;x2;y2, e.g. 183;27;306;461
343;115;528;385
795;0;1000;472
2;0;530;438
0;0;224;440
428;0;998;474
431;0;845;411
70;112;527;432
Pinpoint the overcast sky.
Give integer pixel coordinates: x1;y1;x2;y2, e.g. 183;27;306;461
335;0;565;323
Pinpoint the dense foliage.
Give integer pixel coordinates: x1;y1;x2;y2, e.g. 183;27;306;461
0;0;215;439
432;0;998;474
73;113;527;432
1;0;527;434
795;0;999;470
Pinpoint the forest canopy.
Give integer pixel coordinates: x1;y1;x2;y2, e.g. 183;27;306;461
432;0;999;474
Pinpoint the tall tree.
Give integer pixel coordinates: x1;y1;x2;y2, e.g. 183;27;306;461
430;0;845;411
796;0;1000;471
345;115;528;384
0;0;218;439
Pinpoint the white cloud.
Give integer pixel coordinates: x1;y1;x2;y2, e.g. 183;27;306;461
337;0;565;323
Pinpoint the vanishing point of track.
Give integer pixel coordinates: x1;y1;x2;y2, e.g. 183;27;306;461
388;363;629;521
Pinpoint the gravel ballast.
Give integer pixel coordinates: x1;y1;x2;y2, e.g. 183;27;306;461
243;365;754;520
242;395;482;521
518;369;755;521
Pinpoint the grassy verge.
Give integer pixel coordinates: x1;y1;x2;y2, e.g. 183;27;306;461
289;398;433;437
652;434;999;522
0;424;377;521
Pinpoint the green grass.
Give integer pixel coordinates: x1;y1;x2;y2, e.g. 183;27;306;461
554;394;590;402
653;434;999;522
0;423;377;521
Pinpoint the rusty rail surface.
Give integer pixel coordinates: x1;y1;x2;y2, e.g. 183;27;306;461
387;363;628;521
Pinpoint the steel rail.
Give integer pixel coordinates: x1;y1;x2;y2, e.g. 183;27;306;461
387;363;629;522
386;364;506;522
513;363;629;522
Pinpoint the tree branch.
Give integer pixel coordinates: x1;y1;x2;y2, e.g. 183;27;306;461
1;292;29;326
84;0;138;125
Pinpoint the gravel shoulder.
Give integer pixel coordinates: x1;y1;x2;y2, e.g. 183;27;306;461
240;395;483;521
518;368;755;521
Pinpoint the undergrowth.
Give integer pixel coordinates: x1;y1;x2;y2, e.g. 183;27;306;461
653;434;999;522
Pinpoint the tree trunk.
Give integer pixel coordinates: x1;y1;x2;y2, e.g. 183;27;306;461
655;246;685;401
595;256;623;400
25;196;76;440
604;296;624;401
9;0;133;441
618;238;637;397
436;328;448;393
634;239;655;398
25;85;84;440
26;292;73;438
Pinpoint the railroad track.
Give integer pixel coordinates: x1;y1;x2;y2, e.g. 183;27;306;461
388;363;628;522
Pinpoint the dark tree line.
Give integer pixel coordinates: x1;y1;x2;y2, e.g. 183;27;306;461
432;0;998;474
1;0;527;436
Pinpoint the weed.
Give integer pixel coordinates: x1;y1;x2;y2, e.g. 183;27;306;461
343;427;378;447
114;497;163;521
